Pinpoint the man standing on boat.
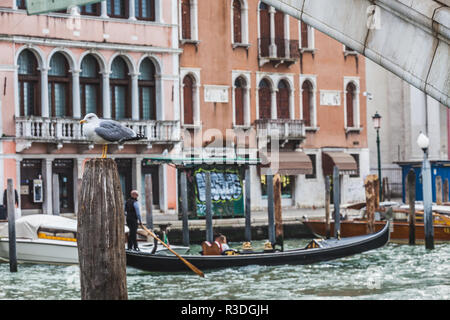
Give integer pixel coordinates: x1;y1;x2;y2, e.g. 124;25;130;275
125;190;142;251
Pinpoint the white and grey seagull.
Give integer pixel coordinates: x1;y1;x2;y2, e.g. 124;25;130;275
79;113;146;158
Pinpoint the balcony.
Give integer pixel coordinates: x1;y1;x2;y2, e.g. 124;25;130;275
15;116;181;151
254;119;306;144
258;38;300;67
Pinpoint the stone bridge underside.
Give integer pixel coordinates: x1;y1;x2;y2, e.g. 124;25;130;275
263;0;449;107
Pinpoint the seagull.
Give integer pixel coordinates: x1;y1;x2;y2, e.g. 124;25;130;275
79;113;146;158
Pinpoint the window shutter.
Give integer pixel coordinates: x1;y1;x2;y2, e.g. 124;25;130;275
302;81;312;126
233;0;242;44
277;82;290;119
183;76;194;124
182;0;191;40
301;22;309;48
258;80;271;120
346;83;355;127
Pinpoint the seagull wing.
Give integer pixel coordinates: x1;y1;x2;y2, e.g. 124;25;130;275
94;120;137;142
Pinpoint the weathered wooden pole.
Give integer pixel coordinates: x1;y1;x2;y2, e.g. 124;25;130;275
421;154;434;250
325;175;331;239
52;173;60;216
7;179;17;272
244;167;252;242
333;166;341;239
444;178;449;203
273;174;283;250
180;171;190;246
205;171;213;243
144;174;153;230
407;169;416;245
365;175;377;234
435;176;442;205
77;159;128;300
266;173;276;245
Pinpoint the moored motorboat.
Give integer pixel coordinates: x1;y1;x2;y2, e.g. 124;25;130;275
125;221;390;273
0;215;189;265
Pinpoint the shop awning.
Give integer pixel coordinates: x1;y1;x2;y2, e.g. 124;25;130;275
322;151;358;175
259;151;313;175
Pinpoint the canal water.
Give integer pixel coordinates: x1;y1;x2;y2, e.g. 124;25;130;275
0;240;449;300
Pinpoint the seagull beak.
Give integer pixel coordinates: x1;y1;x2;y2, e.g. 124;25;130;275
79;120;86;124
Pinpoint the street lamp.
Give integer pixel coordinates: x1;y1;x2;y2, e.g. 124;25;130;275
417;131;434;249
372;111;382;201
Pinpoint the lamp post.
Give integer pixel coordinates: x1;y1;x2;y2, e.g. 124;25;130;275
372;111;382;201
417;132;434;250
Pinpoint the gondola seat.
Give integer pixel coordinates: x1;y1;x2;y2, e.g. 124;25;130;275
201;241;222;255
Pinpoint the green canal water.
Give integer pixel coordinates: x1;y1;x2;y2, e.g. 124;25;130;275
1;240;449;300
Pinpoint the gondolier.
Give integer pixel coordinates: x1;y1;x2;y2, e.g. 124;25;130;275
125;190;142;251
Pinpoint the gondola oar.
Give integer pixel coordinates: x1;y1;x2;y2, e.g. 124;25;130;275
140;224;205;278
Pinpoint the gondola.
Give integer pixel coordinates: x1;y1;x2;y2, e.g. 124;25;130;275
125;221;390;273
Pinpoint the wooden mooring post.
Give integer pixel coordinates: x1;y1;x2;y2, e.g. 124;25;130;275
407;170;416;245
421;156;434;250
205;171;213;243
52;174;60;216
180;171;190;246
325;176;331;239
365;175;378;234
77;159;128;300
244;167;251;242
145;174;154;230
333;166;341;239
436;176;442;205
273;174;283;250
444;178;449;203
266;173;276;245
7;179;17;272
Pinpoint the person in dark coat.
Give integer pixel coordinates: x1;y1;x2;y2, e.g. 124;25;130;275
124;190;142;251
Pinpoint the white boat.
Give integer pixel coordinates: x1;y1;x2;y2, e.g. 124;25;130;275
0;215;189;265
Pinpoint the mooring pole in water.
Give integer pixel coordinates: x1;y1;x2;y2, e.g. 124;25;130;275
421;154;434;250
436;176;442;205
365;175;377;234
325;175;331;239
7;179;17;272
407;170;416;245
333;166;340;239
52;174;60;216
77;159;128;300
180;170;190;246
443;178;449;203
205;171;213;243
145;174;153;230
244;167;251;242
273;173;283;250
266;172;275;245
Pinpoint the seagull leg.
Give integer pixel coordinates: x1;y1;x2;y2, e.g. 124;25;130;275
101;145;107;159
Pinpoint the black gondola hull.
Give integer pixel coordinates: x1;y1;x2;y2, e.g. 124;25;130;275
126;221;390;273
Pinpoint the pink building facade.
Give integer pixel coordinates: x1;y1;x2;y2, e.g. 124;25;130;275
0;0;181;215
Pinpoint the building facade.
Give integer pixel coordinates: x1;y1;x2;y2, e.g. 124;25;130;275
0;0;181;215
178;0;369;211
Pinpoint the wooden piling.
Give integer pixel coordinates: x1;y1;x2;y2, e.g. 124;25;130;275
325;175;331;239
180;171;190;246
436;176;442;205
205;171;213;243
273;174;283;250
52;174;60;216
332;166;340;239
407;170;416;245
244;167;251;242
77;159;127;300
266;173;275;245
7;179;17;272
144;174;153;230
422;157;434;250
444;178;449;203
365;175;378;234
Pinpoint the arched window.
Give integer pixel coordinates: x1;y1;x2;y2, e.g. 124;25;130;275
138;58;156;120
110;57;130;120
181;0;191;40
302;80;313;126
18;50;40;117
277;80;290;119
234;77;246;125
259;2;270;57
346;82;356;128
135;0;155;21
258;79;271;120
80;55;102;117
233;0;242;44
183;75;194;125
107;0;128;18
48;52;71;117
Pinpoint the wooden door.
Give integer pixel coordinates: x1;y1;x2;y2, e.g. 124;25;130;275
53;159;74;214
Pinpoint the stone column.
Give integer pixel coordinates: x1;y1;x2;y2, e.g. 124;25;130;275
100;0;108;18
191;0;199;40
269;6;277;57
128;0;136;20
245;86;251;126
101;71;111;119
271;87;278;119
40;67;49;118
72;69;81;118
131;72;139;120
289;88;295;120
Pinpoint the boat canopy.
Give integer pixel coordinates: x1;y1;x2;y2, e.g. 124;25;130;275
0;215;77;240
